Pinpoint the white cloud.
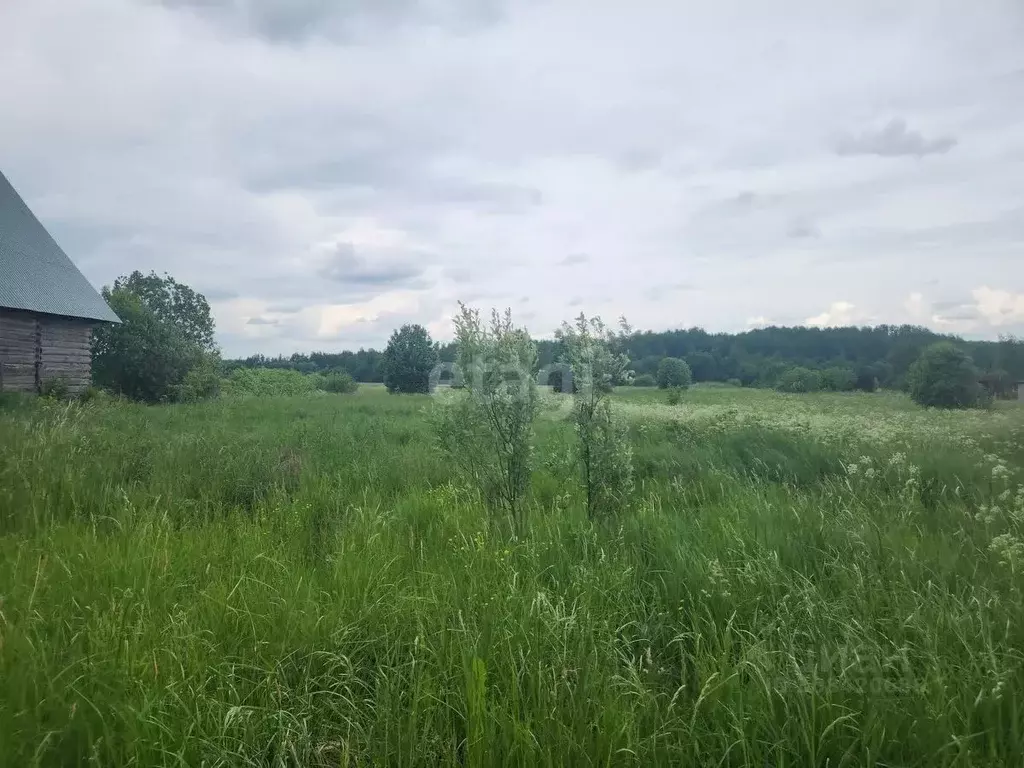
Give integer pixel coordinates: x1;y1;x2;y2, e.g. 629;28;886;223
904;292;926;319
805;301;863;328
2;0;1023;355
973;286;1024;327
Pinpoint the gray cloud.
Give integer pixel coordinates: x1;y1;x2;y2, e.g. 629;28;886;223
834;118;957;158
317;242;427;288
644;281;698;301
203;287;240;301
246;316;279;325
2;0;1022;356
265;302;306;314
787;220;821;239
161;0;512;42
559;253;590;267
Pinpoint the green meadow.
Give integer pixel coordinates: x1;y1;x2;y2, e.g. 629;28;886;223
2;386;1023;766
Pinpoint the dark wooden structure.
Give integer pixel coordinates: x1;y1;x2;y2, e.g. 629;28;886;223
0;171;119;395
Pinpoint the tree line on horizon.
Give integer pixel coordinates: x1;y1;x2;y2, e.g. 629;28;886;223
67;270;1021;406
225;323;1024;396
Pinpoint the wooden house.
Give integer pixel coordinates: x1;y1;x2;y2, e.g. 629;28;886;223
0;171;120;395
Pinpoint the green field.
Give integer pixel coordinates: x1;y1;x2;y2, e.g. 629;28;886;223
2;387;1024;766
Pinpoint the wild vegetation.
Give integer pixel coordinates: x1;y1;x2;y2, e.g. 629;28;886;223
228;324;1024;396
4;274;1024;764
2;384;1024;766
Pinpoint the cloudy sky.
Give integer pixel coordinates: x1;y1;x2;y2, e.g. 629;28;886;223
2;0;1023;356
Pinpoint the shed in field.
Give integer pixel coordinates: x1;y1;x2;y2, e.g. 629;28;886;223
0;171;120;395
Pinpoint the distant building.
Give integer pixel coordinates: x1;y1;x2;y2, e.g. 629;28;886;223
0;171;120;395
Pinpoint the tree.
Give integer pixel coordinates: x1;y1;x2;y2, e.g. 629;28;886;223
434;305;539;535
320;371;359;394
110;270;216;351
382;324;438;394
656;357;693;389
821;366;856;392
907;342;980;409
686;350;718;382
556;314;634;521
92;289;208;403
776;367;822;393
855;365;880;392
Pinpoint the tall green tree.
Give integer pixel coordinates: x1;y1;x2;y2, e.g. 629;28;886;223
656;357;692;389
110;271;216;351
92;286;213;403
382;324;438;394
907;342;980;409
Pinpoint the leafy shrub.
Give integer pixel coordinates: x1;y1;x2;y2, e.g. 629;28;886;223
726;378;742;387
174;355;222;402
78;385;104;404
821;366;856;392
907;342;981;409
556;313;634;520
320;371;359;394
92;274;218;404
855;368;879;392
434;305;538;534
657;357;693;389
776;367;822;393
666;387;684;405
632;373;657;387
383;324;438;394
39;377;70;400
222;368;321;397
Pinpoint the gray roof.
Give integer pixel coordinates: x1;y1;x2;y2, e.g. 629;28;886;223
0;171;120;323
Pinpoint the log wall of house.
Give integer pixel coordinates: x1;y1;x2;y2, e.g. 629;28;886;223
0;307;94;395
39;315;93;394
0;307;38;392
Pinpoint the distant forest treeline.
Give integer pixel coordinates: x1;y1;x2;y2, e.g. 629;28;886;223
224;324;1024;393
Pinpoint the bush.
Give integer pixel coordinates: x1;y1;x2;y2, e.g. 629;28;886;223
320;371;359;394
222;368;321;397
821;366;856;392
556;313;634;521
726;378;743;388
907;342;981;409
855;368;879;392
656;357;693;389
666;387;684;405
383;324;438;394
632;373;657;387
776;367;822;393
434;305;539;535
39;377;70;400
174;355;222;403
78;385;104;404
92;275;218;404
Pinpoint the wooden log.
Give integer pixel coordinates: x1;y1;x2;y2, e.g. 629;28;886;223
41;348;92;357
40;355;91;364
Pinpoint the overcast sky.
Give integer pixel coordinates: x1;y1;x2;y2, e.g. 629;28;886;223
2;0;1023;356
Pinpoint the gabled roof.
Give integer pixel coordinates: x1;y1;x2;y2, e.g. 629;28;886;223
0;170;120;323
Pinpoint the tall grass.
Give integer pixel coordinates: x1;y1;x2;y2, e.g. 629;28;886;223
1;388;1023;766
